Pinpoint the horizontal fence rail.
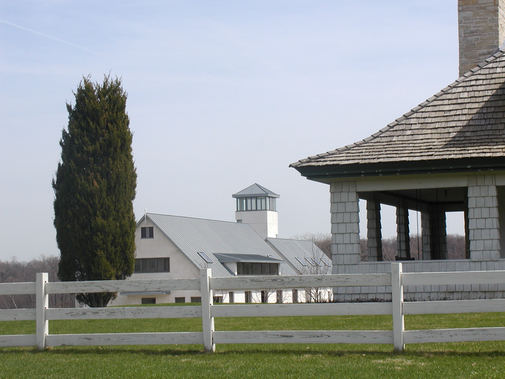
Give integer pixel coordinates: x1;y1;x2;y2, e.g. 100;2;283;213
46;305;202;321
210;302;393;318
0;282;36;296
45;278;200;294
46;332;204;347
0;264;504;352
210;273;391;291
213;330;394;345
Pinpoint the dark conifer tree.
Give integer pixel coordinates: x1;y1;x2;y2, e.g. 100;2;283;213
53;75;137;307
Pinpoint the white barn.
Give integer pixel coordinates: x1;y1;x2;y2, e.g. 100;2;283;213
112;184;332;305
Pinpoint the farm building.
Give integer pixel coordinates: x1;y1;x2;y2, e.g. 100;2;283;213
291;0;505;301
112;184;331;305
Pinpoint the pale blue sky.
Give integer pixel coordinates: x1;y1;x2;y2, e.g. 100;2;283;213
0;1;461;262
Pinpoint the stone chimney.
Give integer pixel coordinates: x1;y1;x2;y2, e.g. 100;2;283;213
458;0;505;76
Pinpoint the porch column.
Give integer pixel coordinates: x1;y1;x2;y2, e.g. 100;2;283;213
467;175;500;261
396;204;410;259
330;181;361;274
366;197;382;261
421;211;431;260
421;206;448;260
432;206;448;259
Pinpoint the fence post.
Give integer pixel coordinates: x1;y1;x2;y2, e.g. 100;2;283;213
391;263;404;352
200;268;215;353
36;272;49;350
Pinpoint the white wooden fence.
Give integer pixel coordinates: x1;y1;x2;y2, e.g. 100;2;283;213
1;263;504;352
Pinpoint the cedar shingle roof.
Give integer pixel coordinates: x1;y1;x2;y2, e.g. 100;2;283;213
291;49;505;178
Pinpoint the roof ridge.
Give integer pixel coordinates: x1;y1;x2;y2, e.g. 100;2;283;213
290;48;505;168
269;236;312;243
145;212;237;225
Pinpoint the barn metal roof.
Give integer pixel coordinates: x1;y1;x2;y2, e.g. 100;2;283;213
140;213;296;277
266;238;330;274
214;253;283;263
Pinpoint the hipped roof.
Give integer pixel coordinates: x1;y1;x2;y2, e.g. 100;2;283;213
232;183;279;198
291;48;505;180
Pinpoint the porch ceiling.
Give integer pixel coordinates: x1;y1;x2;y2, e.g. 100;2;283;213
359;187;467;212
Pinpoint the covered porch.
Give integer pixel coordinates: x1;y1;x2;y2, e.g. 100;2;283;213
331;173;505;268
327;173;505;301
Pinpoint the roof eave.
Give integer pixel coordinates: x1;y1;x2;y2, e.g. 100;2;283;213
294;157;505;182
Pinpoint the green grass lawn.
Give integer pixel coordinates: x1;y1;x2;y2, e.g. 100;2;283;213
1;310;504;378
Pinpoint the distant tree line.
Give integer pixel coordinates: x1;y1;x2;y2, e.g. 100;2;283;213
297;233;466;261
0;256;75;309
365;234;466;261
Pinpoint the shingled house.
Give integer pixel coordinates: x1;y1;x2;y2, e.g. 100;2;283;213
291;0;505;300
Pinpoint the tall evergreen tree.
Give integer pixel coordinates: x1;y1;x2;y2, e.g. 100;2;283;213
53;75;137;307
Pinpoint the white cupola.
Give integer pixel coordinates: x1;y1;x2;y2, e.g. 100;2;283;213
232;183;279;239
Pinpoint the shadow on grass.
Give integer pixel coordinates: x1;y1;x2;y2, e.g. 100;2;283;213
9;345;505;359
207;348;505;359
